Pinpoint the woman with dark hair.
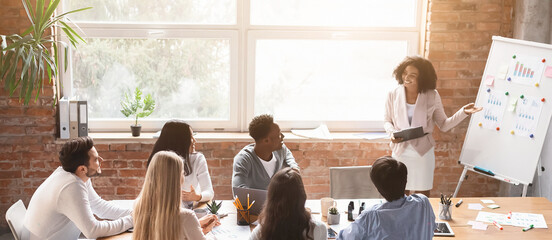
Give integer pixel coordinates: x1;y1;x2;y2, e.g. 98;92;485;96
148;120;214;206
384;56;482;197
250;167;327;240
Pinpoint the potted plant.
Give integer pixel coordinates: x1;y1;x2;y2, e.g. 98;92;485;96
327;206;340;225
0;0;90;105
120;87;155;137
206;200;223;217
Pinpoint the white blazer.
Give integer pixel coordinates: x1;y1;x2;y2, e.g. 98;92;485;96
384;85;469;157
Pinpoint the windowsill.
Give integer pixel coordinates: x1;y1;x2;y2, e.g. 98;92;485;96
75;131;389;143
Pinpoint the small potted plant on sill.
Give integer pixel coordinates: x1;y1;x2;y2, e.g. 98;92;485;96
120;87;155;137
327;206;340;225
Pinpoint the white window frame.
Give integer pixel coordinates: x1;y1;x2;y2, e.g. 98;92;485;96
60;0;423;132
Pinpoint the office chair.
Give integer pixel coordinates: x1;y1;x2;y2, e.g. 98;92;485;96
329;166;381;199
6;200;26;240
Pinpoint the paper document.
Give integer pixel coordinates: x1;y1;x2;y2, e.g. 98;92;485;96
292;124;332;140
353;132;388;140
475;211;548;228
481;199;495;204
468;221;488;230
468;203;484;210
212;214;251;239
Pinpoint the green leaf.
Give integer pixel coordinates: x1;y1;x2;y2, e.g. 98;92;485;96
43;0;61;24
64;45;68;71
59;21;85;43
3;35;33;51
35;0;45;33
22;0;35;27
60;27;78;48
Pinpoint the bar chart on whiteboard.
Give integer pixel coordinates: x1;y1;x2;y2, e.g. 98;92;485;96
507;54;545;86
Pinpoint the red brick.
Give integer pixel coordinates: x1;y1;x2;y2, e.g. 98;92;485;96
24;108;54;117
26;125;55;134
126;143;141;151
118;151;150;160
95;144;109;151
110;144;126;151
119;169;146;177
23;170;51;178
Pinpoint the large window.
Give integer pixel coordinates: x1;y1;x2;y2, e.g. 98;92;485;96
61;0;422;132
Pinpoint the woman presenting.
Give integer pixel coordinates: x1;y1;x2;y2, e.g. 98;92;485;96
384;56;482;197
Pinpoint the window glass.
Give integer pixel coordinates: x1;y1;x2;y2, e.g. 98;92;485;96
71;38;231;120
254;39;405;121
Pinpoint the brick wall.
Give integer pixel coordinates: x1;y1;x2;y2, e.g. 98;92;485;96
0;0;514;233
425;0;513;196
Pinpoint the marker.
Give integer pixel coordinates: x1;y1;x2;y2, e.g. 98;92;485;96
455;199;463;207
474;166;495;176
507;211;512;219
523;224;534;232
492;221;503;230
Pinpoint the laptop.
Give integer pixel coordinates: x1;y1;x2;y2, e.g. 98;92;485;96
232;187;268;215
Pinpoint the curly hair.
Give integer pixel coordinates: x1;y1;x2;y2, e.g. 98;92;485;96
370;156;408;202
392;56;437;93
59;136;94;173
248;114;274;141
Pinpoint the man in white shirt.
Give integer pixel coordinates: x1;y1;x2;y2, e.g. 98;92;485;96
23;136;133;240
232;114;299;190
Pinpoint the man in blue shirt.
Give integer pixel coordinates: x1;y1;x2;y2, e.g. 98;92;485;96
338;156;436;240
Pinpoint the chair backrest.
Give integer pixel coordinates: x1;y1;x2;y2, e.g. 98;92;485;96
5;200;26;240
330;166;381;199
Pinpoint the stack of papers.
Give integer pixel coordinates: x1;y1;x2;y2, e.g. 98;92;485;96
291;124;333;140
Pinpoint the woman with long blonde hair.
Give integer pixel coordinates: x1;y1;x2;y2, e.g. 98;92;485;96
133;151;218;240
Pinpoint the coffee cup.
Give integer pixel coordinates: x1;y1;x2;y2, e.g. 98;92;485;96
321;197;336;217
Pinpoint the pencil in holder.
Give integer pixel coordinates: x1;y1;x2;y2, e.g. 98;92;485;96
236;208;250;225
438;203;452;220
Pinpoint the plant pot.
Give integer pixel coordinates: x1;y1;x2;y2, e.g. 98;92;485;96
131;125;142;137
327;212;341;225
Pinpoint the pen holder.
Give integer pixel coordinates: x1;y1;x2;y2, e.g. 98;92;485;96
439;203;452;220
236;208;250;225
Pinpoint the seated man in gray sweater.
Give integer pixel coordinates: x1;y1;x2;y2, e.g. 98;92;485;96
232;114;299;190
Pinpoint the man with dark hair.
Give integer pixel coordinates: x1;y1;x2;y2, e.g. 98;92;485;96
23;137;133;240
232;114;299;190
338;156;436;240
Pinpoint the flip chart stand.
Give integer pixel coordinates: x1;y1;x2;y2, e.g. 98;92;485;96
453;163;529;197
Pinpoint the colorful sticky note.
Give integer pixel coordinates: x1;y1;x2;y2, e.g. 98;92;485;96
545;66;552;78
497;65;508;80
487;204;500;209
485;75;495;86
508;98;518;112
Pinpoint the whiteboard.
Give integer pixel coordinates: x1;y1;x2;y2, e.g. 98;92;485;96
459;36;552;185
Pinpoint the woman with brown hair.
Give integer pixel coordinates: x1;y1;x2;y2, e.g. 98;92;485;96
148;120;214;207
134;151;218;240
250;167;327;240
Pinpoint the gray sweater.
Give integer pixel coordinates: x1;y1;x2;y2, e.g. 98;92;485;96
232;143;298;190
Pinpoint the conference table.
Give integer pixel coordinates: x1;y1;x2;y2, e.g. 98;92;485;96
99;197;552;240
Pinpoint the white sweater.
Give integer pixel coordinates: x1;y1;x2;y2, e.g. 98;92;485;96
23;167;133;240
183;152;214;202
